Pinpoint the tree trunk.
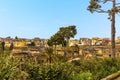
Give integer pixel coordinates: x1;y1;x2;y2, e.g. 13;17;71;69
55;45;57;54
111;0;116;59
49;55;52;63
63;47;66;56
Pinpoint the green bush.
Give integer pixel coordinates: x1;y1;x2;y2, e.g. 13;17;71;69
70;71;92;80
24;57;120;80
0;55;26;80
71;57;120;80
24;62;73;80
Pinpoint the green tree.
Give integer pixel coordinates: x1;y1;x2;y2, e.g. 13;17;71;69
48;25;77;56
59;25;77;46
87;0;120;59
59;25;77;56
15;36;18;40
1;41;5;51
48;32;64;47
46;47;54;63
47;33;64;54
9;42;13;50
48;25;77;47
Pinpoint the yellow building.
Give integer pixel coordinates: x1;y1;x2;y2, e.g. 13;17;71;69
92;38;99;45
116;36;120;44
5;42;11;47
14;41;26;47
69;40;75;46
69;40;79;46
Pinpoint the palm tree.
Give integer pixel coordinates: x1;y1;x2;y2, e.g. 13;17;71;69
45;47;53;63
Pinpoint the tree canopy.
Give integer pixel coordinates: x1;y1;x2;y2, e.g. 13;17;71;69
47;25;77;47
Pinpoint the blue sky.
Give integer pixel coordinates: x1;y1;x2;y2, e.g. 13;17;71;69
0;0;120;39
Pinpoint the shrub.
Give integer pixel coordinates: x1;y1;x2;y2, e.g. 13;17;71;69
71;57;120;80
70;71;92;80
24;62;73;80
0;55;26;80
